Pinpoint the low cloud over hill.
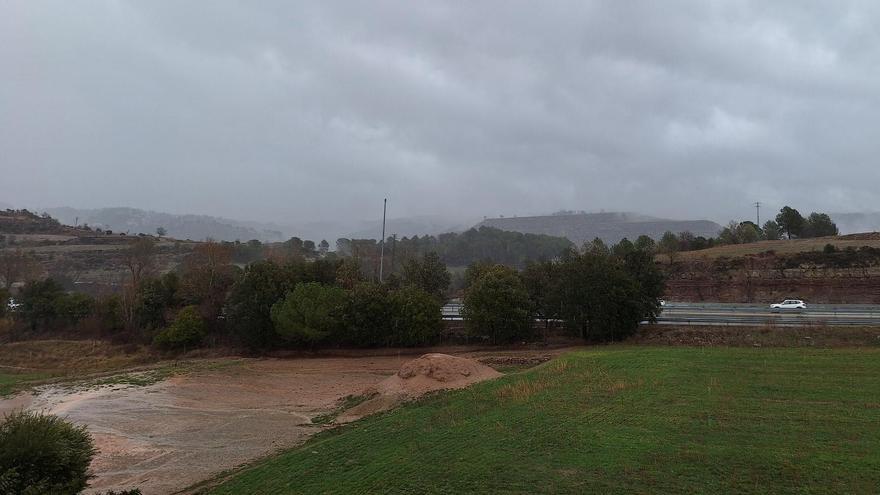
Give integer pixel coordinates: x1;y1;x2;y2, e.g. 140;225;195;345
477;212;723;246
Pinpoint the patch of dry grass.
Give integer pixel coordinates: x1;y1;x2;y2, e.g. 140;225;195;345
629;324;880;347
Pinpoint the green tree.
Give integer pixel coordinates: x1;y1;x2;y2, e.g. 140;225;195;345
225;261;293;349
341;283;391;347
53;292;94;327
134;273;179;330
0;288;9;319
557;251;643;342
156;226;167;236
762;220;782;240
621;249;666;324
805;212;838;237
634;235;656;253
521;260;561;323
387;287;443;346
736;221;760;243
0;411;97;495
16;278;64;331
271;282;346;346
461;265;532;344
153;305;206;350
776;206;805;239
585;237;610;256
401;252;451;303
612;238;635;257
659;231;679;259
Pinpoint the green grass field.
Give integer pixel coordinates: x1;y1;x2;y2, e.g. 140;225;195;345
207;347;880;494
0;372;50;397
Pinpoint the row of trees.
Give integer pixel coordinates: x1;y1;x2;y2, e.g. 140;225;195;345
653;206;840;257
461;239;665;343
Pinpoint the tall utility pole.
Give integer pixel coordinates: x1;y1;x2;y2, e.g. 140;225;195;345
754;202;761;227
379;198;387;283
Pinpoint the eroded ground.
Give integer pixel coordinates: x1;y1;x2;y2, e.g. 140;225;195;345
0;346;575;495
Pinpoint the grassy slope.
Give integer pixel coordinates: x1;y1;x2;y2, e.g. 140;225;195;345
675;236;880;260
209;347;880;494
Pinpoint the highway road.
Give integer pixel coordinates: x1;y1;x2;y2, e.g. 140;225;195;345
442;302;880;326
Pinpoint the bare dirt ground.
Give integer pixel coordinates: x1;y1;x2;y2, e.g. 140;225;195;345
0;346;576;495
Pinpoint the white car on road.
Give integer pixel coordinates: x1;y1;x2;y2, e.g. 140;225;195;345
770;299;807;311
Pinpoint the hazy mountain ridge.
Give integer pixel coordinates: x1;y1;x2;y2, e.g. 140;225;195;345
477;211;723;246
44;207;284;242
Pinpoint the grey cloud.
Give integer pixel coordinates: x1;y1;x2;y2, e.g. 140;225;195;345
3;0;880;229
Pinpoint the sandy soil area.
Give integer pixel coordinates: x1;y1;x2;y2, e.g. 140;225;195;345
0;347;576;495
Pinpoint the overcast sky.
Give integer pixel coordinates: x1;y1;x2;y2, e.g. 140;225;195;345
3;1;880;226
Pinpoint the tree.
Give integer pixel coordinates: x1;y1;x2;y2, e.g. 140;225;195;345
153;305;206;350
387;287;443;346
621;249;666;324
178;241;237;319
0;411;97;495
556;251;644;342
401;252;451;303
225;261;294;349
612;238;635;258
461;265;532;344
0;249;41;290
521;260;561;323
762;220;782;240
776;206;805;239
585;237;610;256
318;239;330;256
271;282;346;346
122;238;157;289
736;221;760;244
156;227;167;237
134;273;179;330
659;231;679;260
54;292;94;327
0;288;8;319
341;282;391;347
16;278;65;331
634;235;656;253
805;212;838;237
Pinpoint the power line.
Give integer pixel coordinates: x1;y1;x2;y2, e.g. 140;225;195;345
379;198;387;283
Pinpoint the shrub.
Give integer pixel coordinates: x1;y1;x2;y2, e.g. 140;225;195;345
388;287;443;346
271;282;346;346
0;411;97;495
153;305;206;350
461;265;533;344
341;283;391;347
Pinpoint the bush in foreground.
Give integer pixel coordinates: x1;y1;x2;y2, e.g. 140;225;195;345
0;411;97;495
153;305;206;350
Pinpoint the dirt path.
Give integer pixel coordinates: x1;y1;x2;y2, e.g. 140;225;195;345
0;347;577;495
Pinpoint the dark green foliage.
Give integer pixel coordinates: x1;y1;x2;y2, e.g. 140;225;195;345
634;235;656;253
387;287;443;346
53;292;95;327
225;261;296;349
557;251;645;342
823;243;838;254
401;252;451;303
134;273;179;330
271;283;346;346
16;278;65;331
776;206;805;239
343;226;572;271
340;283;391;347
94;295;125;335
521;261;561;321
804;212;838;237
98;489;142;495
461;265;533;344
620;249;666;324
0;411;97;495
153;305;206;350
762;220;781;240
0;288;8;318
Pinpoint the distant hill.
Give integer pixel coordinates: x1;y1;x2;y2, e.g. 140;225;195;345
477;212;723;246
44;207;284;242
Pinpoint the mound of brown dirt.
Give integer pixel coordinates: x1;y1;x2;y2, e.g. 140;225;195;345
336;353;502;423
